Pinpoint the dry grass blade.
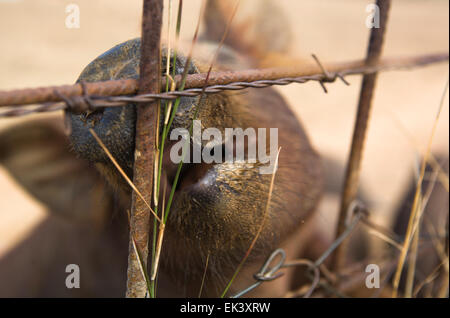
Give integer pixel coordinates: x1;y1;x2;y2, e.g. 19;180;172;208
406;156;447;296
405;198;421;297
149;0;240;297
163;0;240;223
153;149;160;207
413;259;448;297
88;128;161;223
152;181;167;293
360;217;403;251
149;0;207;297
163;76;176;125
165;0;174;84
148;0;176;298
203;0;241;83
150;223;166;281
415;157;445;237
424;218;449;274
366;228;403;251
198;252;210;298
392;79;449;298
383;106;449;192
437;270;449;298
159;0;207;223
221;148;281;298
131;235;152;296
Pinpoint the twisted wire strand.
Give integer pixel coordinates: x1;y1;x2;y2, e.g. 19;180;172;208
0;53;448;118
231;203;368;298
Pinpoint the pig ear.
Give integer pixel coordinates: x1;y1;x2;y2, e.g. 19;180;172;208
203;0;294;66
0;116;112;226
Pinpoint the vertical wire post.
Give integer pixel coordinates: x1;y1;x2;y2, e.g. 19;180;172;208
126;0;163;298
331;0;391;272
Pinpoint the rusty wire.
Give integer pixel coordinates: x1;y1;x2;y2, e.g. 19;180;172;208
125;0;163;298
0;52;448;118
231;202;368;298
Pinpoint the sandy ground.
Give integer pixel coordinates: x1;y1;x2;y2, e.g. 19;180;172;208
0;0;448;259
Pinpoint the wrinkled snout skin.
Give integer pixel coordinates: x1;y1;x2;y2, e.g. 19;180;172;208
66;38;324;296
68;38;198;179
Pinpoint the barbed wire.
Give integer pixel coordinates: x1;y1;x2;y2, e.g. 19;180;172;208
0;52;447;118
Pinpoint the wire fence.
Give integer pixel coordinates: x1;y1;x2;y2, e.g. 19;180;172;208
0;0;448;298
0;53;447;118
232;202;368;298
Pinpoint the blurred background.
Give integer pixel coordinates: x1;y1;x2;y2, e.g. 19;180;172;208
0;0;448;261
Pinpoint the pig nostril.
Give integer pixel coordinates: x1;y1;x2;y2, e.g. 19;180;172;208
81;109;105;125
